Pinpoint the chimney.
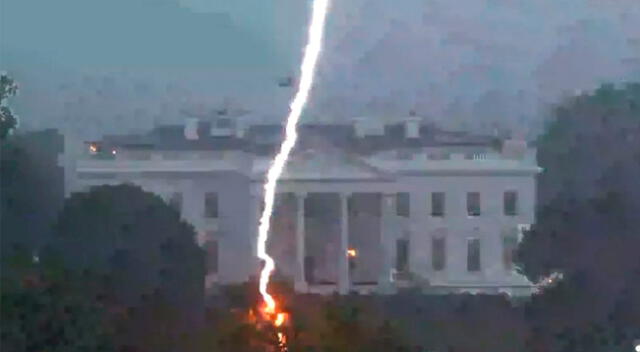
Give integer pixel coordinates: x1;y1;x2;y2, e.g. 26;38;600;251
404;117;420;139
184;118;199;140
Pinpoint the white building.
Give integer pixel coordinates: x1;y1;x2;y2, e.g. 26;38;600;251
63;117;541;296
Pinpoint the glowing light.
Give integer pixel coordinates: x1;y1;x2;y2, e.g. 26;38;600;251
111;149;117;155
635;344;640;352
89;144;98;154
256;0;330;316
274;312;287;327
347;248;357;257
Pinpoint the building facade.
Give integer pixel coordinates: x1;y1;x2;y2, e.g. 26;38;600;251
63;117;540;296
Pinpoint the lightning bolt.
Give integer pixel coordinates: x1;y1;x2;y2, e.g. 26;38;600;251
257;0;331;313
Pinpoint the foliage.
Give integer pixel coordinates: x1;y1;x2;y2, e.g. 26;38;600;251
517;82;640;351
51;184;205;308
1;130;65;261
0;73;19;140
49;184;206;351
1;250;114;352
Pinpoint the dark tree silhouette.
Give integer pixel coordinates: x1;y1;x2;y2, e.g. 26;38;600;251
0;73;18;140
51;184;206;351
518;83;640;351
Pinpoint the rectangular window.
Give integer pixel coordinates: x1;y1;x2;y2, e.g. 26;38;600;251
204;192;218;218
431;192;445;217
205;240;218;274
503;235;518;270
168;192;182;214
467;192;481;217
467;238;481;272
396;239;409;272
304;256;315;284
396;193;410;217
432;237;446;271
504;191;518;216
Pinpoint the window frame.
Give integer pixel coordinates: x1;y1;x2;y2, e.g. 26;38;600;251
431;192;445;217
503;190;518;216
431;236;446;271
204;192;219;218
467;192;481;217
396;192;410;217
466;237;481;272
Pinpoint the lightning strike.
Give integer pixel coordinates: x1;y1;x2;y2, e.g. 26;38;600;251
256;0;330;317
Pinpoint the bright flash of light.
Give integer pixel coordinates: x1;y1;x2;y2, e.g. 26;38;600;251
274;312;287;327
347;248;357;257
256;0;330;315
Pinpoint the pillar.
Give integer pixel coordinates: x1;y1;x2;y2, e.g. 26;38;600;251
294;193;308;292
248;190;261;281
338;192;350;294
378;193;396;293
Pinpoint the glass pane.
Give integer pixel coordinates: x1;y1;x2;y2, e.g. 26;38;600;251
467;238;481;272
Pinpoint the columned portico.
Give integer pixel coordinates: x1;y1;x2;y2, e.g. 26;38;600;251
378;193;396;293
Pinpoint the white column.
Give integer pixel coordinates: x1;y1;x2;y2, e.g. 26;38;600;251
338;192;350;294
378;193;396;293
294;193;308;292
248;190;261;281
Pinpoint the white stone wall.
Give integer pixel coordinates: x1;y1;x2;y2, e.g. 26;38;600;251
67;139;538;294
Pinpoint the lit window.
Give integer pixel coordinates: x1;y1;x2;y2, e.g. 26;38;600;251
504;191;518;216
467;192;481;217
467;238;481;272
432;237;446;271
431;192;445;217
204;192;218;218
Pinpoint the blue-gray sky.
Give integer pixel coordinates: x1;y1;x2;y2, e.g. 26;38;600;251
1;0;639;137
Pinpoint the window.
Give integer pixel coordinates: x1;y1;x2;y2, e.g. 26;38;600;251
168;192;182;213
205;240;218;274
304;256;315;284
204;192;218;218
467;192;481;217
431;192;445;217
503;235;518;270
396;239;409;273
396;193;410;217
432;237;446;271
504;191;518;216
467;238;481;272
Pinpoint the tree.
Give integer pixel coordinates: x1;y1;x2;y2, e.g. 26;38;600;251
50;184;206;351
517;83;640;351
0;73;19;140
1;130;65;261
1;250;115;352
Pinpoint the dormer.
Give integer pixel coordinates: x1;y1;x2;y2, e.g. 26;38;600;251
403;117;421;139
210;117;234;137
184;118;199;140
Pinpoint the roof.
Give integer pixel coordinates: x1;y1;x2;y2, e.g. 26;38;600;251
96;121;500;155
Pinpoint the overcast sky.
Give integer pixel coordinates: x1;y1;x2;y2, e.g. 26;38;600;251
1;0;639;138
